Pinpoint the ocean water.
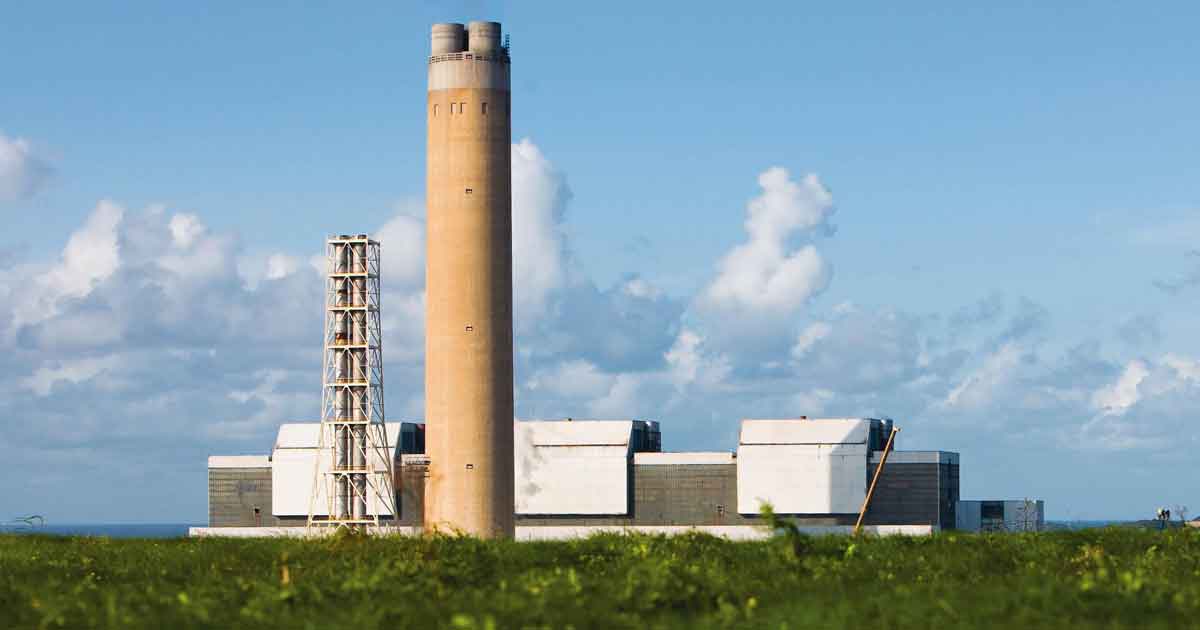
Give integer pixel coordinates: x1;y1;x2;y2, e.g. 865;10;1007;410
0;524;200;538
1046;520;1132;530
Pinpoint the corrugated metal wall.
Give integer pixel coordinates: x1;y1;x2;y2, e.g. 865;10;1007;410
208;468;279;527
863;463;928;526
940;463;960;529
395;460;428;526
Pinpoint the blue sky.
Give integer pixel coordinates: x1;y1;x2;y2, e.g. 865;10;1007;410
1;2;1198;522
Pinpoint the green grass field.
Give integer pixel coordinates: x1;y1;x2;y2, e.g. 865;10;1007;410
1;527;1197;629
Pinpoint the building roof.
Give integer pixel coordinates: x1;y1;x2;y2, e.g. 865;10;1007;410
870;450;959;465
634;452;734;465
517;419;635;447
274;423;320;449
739;418;874;445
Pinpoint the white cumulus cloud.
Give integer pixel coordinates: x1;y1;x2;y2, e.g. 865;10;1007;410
375;207;425;291
1091;359;1149;415
6;139;1200;523
5;201;123;333
791;321;833;359
21;356;123;397
941;343;1025;410
701;168;834;318
665;329;730;390
0;131;53;202
512;138;570;326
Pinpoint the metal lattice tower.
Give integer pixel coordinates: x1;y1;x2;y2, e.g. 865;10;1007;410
307;234;396;532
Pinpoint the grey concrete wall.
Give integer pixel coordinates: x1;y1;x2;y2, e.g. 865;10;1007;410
210;456;425;528
395;462;428;527
862;462;959;529
634;464;744;526
208;467;278;527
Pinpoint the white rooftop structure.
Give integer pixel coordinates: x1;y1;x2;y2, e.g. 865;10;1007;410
737;418;881;516
207;455;270;469
739;418;873;445
272;422;404;517
515;420;641;516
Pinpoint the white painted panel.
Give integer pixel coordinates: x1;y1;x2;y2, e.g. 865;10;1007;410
515;421;630;515
737;443;867;514
272;448;324;516
272;446;396;517
515;449;628;515
271;422;402;518
275;423;321;449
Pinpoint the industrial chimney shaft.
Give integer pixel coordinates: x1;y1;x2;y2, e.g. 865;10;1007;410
424;21;514;538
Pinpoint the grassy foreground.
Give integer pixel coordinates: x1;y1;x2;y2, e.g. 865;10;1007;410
1;528;1198;629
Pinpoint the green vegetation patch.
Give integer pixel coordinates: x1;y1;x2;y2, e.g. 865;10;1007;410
1;528;1198;629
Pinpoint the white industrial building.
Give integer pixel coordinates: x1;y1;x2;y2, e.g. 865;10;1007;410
197;416;1039;537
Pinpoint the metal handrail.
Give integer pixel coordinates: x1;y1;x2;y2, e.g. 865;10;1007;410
428;51;510;64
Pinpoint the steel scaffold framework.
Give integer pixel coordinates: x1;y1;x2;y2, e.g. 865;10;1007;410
306;234;396;532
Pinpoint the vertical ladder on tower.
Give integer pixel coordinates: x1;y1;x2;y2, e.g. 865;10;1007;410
307;234;396;533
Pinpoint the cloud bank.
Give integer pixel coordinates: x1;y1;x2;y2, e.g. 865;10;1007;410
1;138;1195;521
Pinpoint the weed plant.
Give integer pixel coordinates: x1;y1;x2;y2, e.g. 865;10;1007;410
1;527;1197;629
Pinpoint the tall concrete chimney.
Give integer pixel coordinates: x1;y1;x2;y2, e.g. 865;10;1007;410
424;21;514;538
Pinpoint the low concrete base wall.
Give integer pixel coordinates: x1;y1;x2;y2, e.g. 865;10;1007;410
516;525;934;540
188;526;420;538
189;524;934;539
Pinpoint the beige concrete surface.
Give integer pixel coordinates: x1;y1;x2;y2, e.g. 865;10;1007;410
424;22;515;538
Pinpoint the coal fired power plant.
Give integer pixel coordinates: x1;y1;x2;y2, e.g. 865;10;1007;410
195;21;1043;539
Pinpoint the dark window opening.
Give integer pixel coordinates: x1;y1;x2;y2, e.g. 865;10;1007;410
482;102;488;115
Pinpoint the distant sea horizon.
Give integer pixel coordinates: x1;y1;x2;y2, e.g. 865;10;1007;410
1046;520;1133;530
0;523;201;538
0;520;1141;538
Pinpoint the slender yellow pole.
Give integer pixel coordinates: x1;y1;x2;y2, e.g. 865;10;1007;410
854;426;899;536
